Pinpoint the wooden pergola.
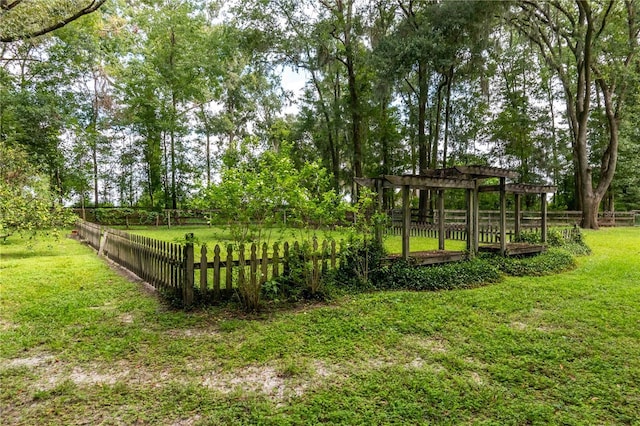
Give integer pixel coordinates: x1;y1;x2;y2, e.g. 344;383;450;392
478;183;557;255
356;166;557;263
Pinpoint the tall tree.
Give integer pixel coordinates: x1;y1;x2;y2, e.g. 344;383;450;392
512;0;640;228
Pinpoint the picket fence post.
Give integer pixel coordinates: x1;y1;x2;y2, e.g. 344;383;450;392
183;233;195;308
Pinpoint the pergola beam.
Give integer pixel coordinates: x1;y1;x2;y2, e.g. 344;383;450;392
478;183;557;194
382;175;475;190
423;166;519;180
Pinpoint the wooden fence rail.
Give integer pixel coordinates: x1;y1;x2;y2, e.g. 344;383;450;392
387;223;579;244
75;220;338;308
390;209;638;227
77;220;186;299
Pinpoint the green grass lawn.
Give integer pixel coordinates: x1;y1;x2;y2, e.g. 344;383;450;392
1;228;639;425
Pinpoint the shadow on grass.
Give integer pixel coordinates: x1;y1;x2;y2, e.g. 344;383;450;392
1;247;63;260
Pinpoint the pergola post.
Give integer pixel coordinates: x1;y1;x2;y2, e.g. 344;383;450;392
514;193;521;240
499;177;507;256
375;179;384;246
438;189;445;251
541;192;548;243
465;188;473;255
402;185;411;260
473;181;480;255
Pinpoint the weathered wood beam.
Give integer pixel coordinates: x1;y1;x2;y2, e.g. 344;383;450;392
541;193;548;243
514;193;522;239
479;183;557;194
383;175;475;190
499;177;507;256
353;177;379;188
454;165;519;179
402;185;411;260
375;178;384;246
438;189;445;251
465;189;473;255
473;181;480;254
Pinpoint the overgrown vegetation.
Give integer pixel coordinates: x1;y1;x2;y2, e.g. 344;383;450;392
482;249;576;277
372;258;502;291
515;227;592;256
0;143;76;239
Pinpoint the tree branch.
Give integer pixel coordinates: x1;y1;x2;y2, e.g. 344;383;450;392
0;0;24;12
595;0;615;41
1;0;106;42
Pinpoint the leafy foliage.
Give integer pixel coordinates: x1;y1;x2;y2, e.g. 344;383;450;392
191;142;345;245
333;236;387;292
372;258;502;292
0;143;76;238
190;142;348;310
482;249;576;277
514;227;591;256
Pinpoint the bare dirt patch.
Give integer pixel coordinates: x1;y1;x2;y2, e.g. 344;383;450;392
3;354;55;369
469;371;485;386
510;321;528;330
402;334;449;354
38;365;130;390
165;328;221;339
119;313;134;324
0;319;18;331
407;357;425;369
171;415;202;426
202;365;306;400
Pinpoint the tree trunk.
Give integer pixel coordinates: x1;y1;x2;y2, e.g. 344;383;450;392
92;141;98;206
581;194;600;229
169;28;178;210
311;71;340;192
442;66;454;170
347;58;362;181
417;61;429;220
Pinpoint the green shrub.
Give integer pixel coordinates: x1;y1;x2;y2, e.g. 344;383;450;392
483;248;576;276
372;258;502;292
514;230;541;244
333;236;386;291
564;227;591;255
514;227;591;256
272;239;337;301
563;241;591;256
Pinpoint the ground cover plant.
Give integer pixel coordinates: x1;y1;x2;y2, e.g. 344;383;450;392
1;228;639;424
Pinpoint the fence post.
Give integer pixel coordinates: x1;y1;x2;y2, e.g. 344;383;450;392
213;245;221;300
226;244;233;296
183;233;195;308
200;245;208;296
272;243;280;278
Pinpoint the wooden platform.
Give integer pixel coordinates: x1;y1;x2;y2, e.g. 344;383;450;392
386;250;467;266
478;243;547;256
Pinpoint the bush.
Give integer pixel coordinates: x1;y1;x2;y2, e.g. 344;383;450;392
372;258;502;292
514;227;591;256
514;230;542;244
563;227;592;255
267;239;337;302
482;248;576;276
333;237;386;291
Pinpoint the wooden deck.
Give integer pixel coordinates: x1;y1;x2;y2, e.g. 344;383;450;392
386;250;468;266
478;243;547;256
